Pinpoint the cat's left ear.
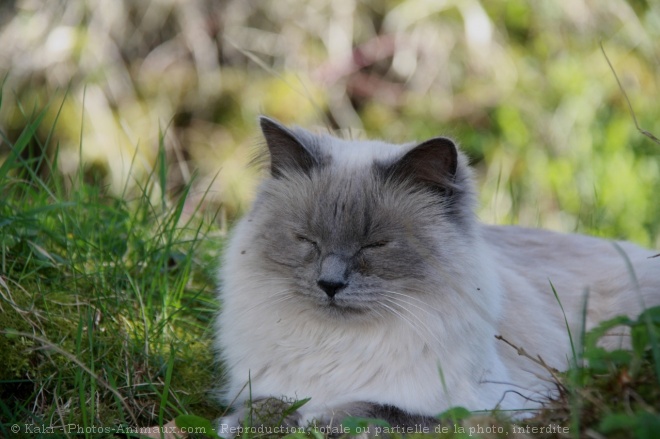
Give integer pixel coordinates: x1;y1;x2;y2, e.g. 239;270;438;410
259;117;318;178
386;137;459;192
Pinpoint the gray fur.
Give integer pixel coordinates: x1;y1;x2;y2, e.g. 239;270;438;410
215;118;660;434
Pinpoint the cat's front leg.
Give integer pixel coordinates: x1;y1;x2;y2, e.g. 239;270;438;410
217;398;302;437
219;400;441;437
302;402;441;437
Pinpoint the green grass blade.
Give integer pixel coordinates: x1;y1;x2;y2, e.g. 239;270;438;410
104;365;126;425
549;280;578;367
158;124;167;210
613;242;660;383
0;108;48;182
550;280;582;438
75;317;90;437
158;344;177;430
0;72;8;111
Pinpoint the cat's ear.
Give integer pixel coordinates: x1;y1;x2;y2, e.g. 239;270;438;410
259;117;317;178
387;137;459;192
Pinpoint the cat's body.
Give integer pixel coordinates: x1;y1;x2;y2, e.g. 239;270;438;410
215;118;660;430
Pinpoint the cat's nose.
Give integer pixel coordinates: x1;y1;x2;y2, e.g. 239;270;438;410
318;254;349;298
317;279;347;298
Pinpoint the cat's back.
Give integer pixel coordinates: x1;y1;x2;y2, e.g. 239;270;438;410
482;224;659;324
483;224;655;269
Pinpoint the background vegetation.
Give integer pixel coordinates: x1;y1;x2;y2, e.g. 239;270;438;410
0;0;658;438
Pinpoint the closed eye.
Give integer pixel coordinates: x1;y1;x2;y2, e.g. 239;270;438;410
362;241;388;249
296;234;319;248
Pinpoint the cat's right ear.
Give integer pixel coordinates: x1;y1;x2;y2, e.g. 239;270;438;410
384;136;459;193
259;117;317;178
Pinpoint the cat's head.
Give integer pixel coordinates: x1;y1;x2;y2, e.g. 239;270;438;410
246;117;477;320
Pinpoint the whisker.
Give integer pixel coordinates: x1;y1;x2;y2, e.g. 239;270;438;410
380;290;440;317
382;287;499;329
378;300;431;347
224;277;299;289
383;290;442;313
229;291;297;317
381;297;447;348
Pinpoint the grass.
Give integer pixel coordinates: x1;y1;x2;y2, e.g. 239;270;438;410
0;95;224;437
1;96;659;439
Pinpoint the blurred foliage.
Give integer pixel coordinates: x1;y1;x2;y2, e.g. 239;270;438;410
0;0;659;245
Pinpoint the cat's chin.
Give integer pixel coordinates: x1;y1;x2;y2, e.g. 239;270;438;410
313;297;372;318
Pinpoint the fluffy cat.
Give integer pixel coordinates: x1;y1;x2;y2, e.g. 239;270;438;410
215;117;660;431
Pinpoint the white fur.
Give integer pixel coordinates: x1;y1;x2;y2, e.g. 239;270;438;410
215;134;660;426
217;229;508;418
218;221;660;421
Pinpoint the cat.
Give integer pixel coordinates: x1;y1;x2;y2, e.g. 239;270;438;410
215;117;660;432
